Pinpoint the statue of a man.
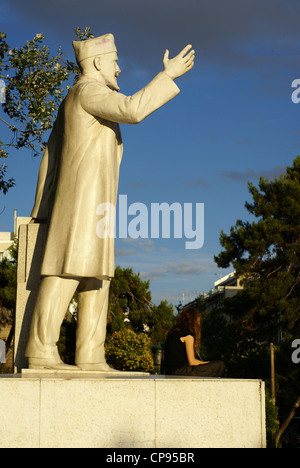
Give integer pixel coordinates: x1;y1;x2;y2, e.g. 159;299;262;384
25;34;195;371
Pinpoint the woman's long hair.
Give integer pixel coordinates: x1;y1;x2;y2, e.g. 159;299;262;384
168;307;202;353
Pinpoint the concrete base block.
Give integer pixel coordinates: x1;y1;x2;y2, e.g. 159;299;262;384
0;374;266;448
14;223;47;372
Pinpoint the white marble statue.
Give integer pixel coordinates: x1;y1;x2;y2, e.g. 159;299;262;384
25;34;195;370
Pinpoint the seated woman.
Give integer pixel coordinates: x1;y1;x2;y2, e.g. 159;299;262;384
163;307;225;377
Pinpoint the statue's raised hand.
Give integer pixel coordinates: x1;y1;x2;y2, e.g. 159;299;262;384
163;45;195;80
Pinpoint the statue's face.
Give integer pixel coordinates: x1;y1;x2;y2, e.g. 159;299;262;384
97;52;121;91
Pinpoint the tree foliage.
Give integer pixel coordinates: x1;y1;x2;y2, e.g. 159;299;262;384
0;27;94;193
105;328;155;373
0;238;17;310
215;157;300;343
108;266;175;346
148;300;175;346
108;266;154;334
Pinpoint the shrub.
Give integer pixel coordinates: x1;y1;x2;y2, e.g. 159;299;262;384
105;328;155;373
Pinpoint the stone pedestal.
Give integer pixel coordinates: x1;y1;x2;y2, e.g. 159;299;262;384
14;223;47;372
0;374;266;448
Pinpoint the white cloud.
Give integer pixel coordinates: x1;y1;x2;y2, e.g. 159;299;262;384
115;248;135;257
217;165;286;183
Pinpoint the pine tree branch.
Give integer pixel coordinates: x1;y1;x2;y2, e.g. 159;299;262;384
275;396;300;448
266;265;283;278
286;273;300;299
0;116;15;131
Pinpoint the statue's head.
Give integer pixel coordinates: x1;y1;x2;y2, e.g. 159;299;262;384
73;34;121;91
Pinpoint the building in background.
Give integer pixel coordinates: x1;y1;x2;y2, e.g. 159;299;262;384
0;210;31;261
180;271;244;315
202;271;243;312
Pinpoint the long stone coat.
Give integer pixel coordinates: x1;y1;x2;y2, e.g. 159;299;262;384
31;71;180;279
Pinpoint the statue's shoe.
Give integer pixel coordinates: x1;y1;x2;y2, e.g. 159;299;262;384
28;357;79;371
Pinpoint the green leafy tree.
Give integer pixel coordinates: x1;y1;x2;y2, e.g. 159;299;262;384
215;157;300;343
108;266;154;334
149;300;175;346
108;266;176;345
0;238;17;310
0;239;18;371
0;27;94;193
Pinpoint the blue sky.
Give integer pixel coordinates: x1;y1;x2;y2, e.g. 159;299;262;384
1;0;300;307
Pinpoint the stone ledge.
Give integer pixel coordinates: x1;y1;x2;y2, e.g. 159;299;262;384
0;375;266;448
